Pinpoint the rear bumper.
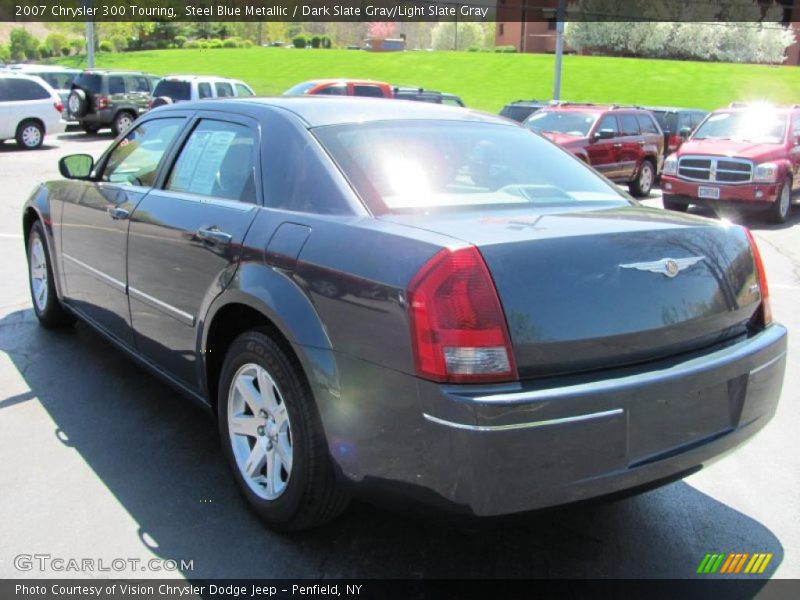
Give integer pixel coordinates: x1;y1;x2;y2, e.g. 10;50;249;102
328;325;787;517
661;176;779;208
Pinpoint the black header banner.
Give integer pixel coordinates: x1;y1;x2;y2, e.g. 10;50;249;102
0;0;797;23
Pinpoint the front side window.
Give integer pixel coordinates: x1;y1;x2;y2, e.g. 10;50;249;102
315;121;629;213
315;85;347;96
167;120;257;203
215;82;234;98
4;78;50;101
525;110;597;137
596;115;619;136
693;110;787;144
102;118;184;186
235;83;254;97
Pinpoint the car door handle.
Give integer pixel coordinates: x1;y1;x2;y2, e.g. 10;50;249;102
613;143;623;148
107;206;130;220
197;227;232;245
638;141;646;146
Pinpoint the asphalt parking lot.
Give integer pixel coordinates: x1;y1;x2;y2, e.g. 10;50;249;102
0;132;798;581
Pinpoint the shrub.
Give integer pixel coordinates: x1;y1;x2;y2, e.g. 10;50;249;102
69;38;84;55
242;39;254;48
494;45;517;53
311;36;321;49
141;41;158;51
321;35;332;49
198;40;209;49
0;43;9;62
174;35;187;48
45;32;68;56
223;38;238;48
185;40;200;49
292;35;307;49
468;46;480;52
207;38;223;49
98;40;113;53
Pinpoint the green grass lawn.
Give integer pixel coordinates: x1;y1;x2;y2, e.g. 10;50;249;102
54;48;800;113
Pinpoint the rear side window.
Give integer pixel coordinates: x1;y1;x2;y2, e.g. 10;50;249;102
108;76;125;95
153;80;191;101
620;114;640;136
235;83;254;97
167;120;257;203
198;82;212;99
74;73;102;94
637;114;660;134
1;78;50;101
353;85;385;98
215;82;234;98
102;118;184;187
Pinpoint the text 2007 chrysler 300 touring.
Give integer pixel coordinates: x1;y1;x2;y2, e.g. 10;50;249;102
23;97;787;530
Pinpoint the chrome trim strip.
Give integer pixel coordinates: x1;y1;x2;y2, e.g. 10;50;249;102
422;408;624;432
129;286;195;327
749;351;786;375
677;155;753;184
62;253;126;292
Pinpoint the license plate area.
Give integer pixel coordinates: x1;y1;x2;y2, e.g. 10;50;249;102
698;186;721;199
627;379;738;464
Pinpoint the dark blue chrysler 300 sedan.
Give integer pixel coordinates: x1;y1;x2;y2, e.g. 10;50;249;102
23;97;786;530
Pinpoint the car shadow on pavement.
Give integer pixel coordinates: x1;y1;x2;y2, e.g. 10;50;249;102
0;143;59;153
0;308;785;582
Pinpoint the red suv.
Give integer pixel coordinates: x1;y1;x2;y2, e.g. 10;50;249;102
524;103;664;197
283;79;393;98
661;103;799;223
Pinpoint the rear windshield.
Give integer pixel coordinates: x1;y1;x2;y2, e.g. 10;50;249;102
500;105;540;122
650;110;677;133
38;71;77;90
153;80;191;101
314;121;628;213
74;73;103;94
525;110;597;136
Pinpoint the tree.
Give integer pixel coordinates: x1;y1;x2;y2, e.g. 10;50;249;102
367;22;397;40
431;22;484;51
45;33;68;57
9;28;39;61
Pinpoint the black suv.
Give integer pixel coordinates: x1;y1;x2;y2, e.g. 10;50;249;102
67;70;160;135
392;86;465;107
499;99;551;123
645;106;709;156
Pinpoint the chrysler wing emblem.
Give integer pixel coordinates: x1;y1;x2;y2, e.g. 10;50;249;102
619;256;705;278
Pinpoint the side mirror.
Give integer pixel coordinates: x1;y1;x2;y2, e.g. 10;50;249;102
593;128;616;141
679;126;692;139
59;154;94;180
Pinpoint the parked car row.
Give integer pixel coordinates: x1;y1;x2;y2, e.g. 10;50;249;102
282;78;465;107
0;71;66;149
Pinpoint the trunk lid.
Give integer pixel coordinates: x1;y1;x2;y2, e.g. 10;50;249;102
384;206;761;378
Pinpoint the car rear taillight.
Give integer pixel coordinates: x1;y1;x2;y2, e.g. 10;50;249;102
745;228;772;328
407;246;517;383
54;101;63;113
667;134;681;152
94;94;109;109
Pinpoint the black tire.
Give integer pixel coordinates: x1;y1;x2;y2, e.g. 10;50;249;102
662;194;689;212
111;111;136;137
67;89;88;118
150;96;173;109
218;330;349;531
628;159;655;198
769;178;792;224
15;120;44;150
27;221;75;329
81;123;101;135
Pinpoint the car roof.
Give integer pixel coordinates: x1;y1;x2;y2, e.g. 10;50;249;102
0;72;58;91
153;96;510;128
646;106;707;113
304;78;390;86
3;64;78;72
504;100;549;107
80;69;152;75
160;74;244;82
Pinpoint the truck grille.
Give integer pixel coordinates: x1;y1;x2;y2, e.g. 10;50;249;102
677;156;753;184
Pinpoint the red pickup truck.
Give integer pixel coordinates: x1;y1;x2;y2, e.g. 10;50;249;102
661;103;800;223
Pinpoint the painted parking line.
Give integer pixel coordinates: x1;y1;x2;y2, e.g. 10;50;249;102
771;284;800;290
0;233;23;239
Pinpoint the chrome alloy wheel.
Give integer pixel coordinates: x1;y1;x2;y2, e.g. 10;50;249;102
227;363;293;500
21;125;41;148
779;182;791;218
116;113;133;133
639;162;654;194
29;235;48;312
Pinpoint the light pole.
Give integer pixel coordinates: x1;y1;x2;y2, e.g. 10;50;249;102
553;0;566;101
83;0;94;67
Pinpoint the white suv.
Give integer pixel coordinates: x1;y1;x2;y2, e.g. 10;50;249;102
150;75;255;108
0;74;66;150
